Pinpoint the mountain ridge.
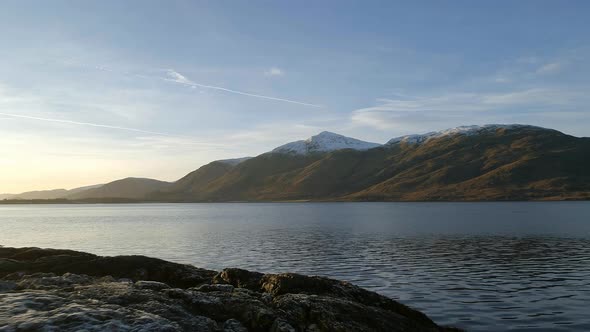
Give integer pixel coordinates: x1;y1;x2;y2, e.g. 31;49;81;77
386;124;547;145
154;124;589;201
3;124;589;202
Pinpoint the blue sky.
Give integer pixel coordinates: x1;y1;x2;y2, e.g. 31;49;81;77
1;1;589;191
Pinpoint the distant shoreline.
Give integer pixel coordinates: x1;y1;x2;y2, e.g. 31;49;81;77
1;197;589;204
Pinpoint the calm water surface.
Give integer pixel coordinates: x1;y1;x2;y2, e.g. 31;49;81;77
1;202;589;331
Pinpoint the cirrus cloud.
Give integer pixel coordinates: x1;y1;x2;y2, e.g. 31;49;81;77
264;67;284;77
536;61;565;75
351;88;590;133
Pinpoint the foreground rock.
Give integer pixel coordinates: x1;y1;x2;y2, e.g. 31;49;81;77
0;247;460;331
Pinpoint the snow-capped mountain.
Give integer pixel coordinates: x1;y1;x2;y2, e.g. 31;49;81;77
159;123;585;202
272;131;381;155
9;123;587;202
386;124;541;145
270;125;545;154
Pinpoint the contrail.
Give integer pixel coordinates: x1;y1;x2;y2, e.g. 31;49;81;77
0;112;174;135
163;70;323;108
64;59;323;108
0;112;218;145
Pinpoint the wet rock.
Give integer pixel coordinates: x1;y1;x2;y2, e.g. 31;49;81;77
15;272;93;290
271;318;297;332
261;273;336;296
194;283;235;293
0;291;183;331
213;268;264;290
0;280;16;292
260;272;437;326
273;293;444;332
135;280;171;290
0;246;461;332
0;246;217;288
2;247;94;261
188;287;277;330
223;318;248;332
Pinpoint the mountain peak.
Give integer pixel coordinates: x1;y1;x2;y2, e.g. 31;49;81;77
314;130;340;137
272;131;381;155
304;131;347;143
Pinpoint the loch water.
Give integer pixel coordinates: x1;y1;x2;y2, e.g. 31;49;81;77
1;202;589;331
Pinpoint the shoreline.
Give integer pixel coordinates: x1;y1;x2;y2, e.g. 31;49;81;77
0;246;461;331
1;197;589;205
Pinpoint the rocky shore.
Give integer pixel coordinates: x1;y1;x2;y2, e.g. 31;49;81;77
0;247;460;331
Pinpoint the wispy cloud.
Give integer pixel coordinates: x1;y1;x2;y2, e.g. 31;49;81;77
493;76;511;83
164;69;320;108
264;67;284;77
165;69;193;84
486;55;573;84
0;111;218;146
351;88;590;132
481;88;575;105
536;61;564;75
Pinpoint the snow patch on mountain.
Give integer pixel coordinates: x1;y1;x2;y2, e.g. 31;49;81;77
387;124;541;145
217;157;252;166
272;131;381;155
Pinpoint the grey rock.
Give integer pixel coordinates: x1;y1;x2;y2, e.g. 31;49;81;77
0;246;462;332
135;280;171;290
0;280;16;292
271;318;297;332
213;268;264;290
194;283;235;293
15;272;93;290
223;318;248;332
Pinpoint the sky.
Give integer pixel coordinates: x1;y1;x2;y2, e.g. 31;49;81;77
1;1;589;192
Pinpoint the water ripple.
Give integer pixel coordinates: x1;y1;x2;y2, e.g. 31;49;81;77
1;202;590;331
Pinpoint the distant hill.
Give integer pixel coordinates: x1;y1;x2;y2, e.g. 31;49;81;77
15;189;69;200
1;184;103;200
67;178;171;200
153;161;237;201
5;124;589;202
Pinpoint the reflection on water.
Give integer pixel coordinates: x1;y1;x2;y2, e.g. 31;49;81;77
1;202;590;331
